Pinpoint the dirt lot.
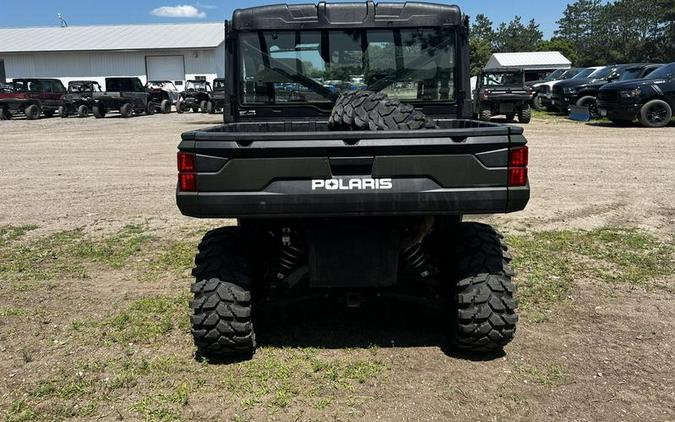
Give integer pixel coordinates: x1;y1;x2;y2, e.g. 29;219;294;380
0;113;674;421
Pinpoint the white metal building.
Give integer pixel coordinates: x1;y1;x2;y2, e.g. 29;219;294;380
484;51;572;71
484;51;571;81
0;23;225;88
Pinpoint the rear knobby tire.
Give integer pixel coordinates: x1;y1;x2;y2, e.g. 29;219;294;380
200;100;208;113
77;105;89;118
176;99;184;114
93;105;106;119
448;222;518;353
329;90;437;131
24;104;41;120
119;103;133;118
479;109;492;122
0;108;11;120
160;99;171;114
518;105;532;124
190;227;256;358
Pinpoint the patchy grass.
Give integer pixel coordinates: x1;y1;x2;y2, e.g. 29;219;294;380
512;362;565;387
0;224;154;284
5;347;385;421
509;227;675;315
72;294;190;345
0;307;26;317
0;224;38;247
223;348;385;410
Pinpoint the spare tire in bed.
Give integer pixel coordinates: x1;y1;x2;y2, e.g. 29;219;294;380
329;90;438;131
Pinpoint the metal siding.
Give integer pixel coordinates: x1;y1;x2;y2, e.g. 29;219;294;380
3;49;218;86
0;23;224;53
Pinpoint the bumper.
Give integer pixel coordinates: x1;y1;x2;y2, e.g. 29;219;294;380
596;101;640;120
177;185;530;218
550;94;574;111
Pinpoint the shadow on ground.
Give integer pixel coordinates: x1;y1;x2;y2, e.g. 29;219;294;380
251;295;505;361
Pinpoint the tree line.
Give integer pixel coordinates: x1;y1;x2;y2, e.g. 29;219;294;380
470;0;675;75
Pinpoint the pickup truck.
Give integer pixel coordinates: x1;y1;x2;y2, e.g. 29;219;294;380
551;64;661;115
597;62;674;127
177;1;529;359
0;78;66;120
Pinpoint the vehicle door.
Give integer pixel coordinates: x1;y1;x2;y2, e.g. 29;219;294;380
133;78;148;106
48;80;67;106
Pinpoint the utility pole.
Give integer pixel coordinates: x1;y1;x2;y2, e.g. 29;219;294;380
57;13;68;28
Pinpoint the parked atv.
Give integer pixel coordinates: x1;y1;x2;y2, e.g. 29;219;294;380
176;80;213;113
208;78;226;114
92;77;155;118
474;68;533;123
0;79;66;120
62;80;102;118
146;80;179;114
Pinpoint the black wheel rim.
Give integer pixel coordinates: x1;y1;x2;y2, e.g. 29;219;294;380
647;103;668;123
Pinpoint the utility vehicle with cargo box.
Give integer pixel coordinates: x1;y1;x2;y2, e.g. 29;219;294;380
92;77;154;119
176;80;213;113
61;80;102;118
0;78;66;120
474;68;533;123
177;1;529;359
207;78;227;114
597;62;674;127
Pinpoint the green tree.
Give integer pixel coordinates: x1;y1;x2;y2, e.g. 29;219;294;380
555;0;609;65
469;14;496;76
537;38;578;65
469;38;493;76
494;17;544;52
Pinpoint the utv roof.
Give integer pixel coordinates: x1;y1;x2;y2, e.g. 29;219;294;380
231;1;463;30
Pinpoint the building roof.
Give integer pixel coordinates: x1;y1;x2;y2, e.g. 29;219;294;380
485;51;572;71
0;23;224;53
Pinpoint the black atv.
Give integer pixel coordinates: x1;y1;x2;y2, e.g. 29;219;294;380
61;80;102;118
176;80;212;113
146;80;179;114
207;78;226;114
475;68;533;123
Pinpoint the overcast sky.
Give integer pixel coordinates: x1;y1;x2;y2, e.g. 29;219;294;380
0;0;579;38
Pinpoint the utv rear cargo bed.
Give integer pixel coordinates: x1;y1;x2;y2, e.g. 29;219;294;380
177;119;529;218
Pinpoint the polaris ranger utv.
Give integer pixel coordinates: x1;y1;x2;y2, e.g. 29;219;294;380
177;1;529;359
474;68;533;123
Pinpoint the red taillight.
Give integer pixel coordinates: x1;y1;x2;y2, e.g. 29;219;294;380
177;152;196;192
177;152;195;172
509;146;528;167
508;146;528;187
179;173;196;192
508;168;528;186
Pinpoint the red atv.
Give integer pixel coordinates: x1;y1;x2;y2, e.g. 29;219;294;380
0;79;66;120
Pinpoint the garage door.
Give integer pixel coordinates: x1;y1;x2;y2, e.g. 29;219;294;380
146;56;185;83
